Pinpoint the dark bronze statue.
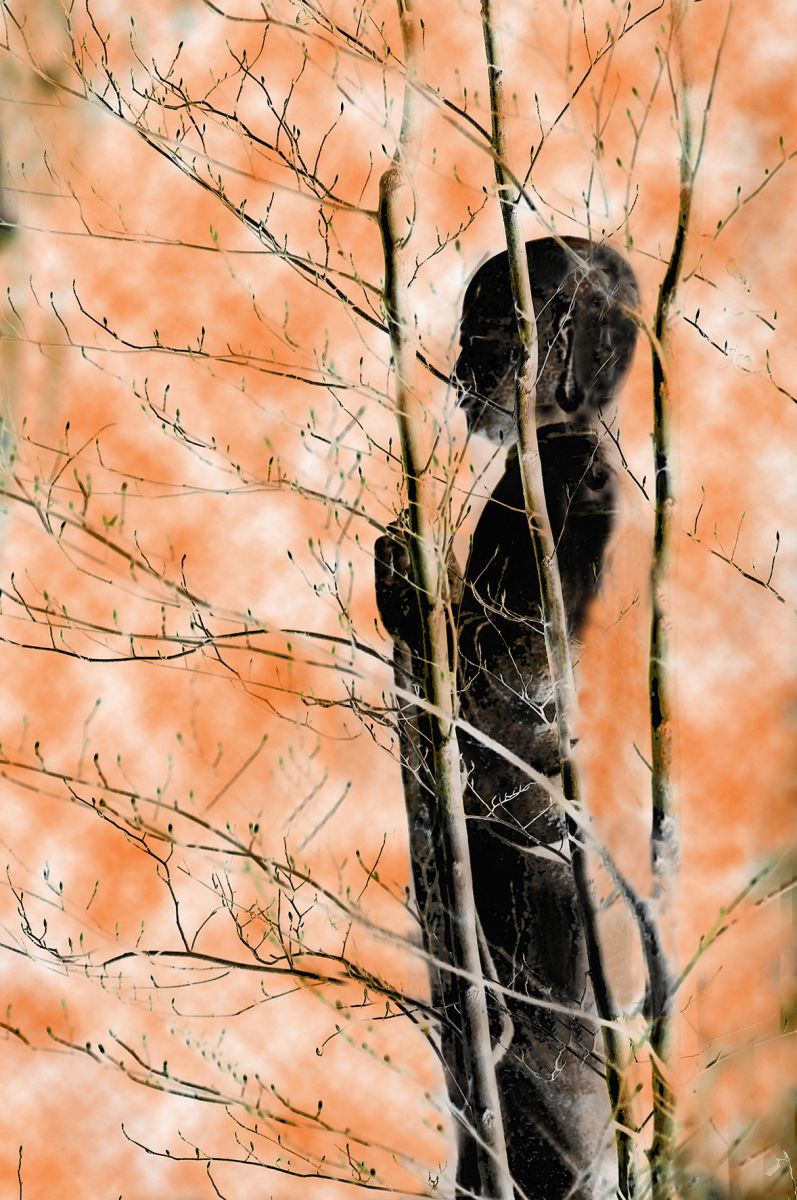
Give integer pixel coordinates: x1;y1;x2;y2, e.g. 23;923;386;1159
375;237;638;1198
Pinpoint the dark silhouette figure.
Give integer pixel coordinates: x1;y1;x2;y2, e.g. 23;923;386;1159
375;237;638;1198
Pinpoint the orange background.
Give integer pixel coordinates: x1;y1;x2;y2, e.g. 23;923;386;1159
0;1;794;1196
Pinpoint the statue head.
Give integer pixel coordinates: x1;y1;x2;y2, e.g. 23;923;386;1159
453;237;639;444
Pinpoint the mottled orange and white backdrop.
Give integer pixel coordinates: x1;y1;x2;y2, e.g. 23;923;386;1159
0;0;794;1197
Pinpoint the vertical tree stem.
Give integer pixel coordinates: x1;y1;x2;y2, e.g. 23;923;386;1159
379;3;515;1195
647;11;693;1196
480;3;639;1196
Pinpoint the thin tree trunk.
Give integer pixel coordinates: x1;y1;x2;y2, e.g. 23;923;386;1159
648;14;734;1190
647;18;693;1198
379;3;514;1195
479;3;639;1196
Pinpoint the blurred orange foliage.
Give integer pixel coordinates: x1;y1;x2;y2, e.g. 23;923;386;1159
0;1;793;1196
